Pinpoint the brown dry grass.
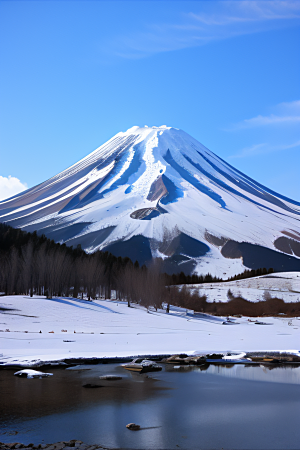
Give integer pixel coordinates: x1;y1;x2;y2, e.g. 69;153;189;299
170;286;300;317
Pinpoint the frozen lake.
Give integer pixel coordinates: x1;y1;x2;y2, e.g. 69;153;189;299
1;363;300;449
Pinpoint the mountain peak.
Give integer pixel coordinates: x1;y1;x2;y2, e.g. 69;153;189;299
125;125;173;133
121;125;176;139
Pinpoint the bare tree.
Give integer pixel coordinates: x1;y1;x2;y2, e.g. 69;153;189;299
21;241;34;296
34;242;48;296
7;247;20;295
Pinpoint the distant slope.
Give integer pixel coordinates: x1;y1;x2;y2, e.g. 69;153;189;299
185;272;300;303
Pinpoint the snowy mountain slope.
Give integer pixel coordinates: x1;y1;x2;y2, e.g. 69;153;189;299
1;125;300;276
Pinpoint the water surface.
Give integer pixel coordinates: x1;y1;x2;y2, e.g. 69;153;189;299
1;363;299;449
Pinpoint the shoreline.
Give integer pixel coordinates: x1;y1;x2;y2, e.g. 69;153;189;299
0;354;169;370
1;350;300;370
0;441;111;450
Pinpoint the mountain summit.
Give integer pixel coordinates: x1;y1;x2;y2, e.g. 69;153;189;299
1;125;300;276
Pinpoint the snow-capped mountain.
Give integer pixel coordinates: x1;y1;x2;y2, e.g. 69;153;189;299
1;125;300;276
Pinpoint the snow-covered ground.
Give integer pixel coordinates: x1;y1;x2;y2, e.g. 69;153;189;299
186;272;300;303
0;294;299;367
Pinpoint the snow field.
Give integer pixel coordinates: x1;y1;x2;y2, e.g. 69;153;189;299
0;294;299;367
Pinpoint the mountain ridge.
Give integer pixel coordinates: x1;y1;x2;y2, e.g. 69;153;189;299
1;125;300;276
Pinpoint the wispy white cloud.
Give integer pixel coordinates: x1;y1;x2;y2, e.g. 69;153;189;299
276;99;300;114
190;0;300;25
229;139;300;158
228;100;300;130
240;114;300;127
0;175;27;201
104;1;300;59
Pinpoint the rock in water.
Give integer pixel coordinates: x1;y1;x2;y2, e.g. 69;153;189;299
14;369;53;378
126;423;140;431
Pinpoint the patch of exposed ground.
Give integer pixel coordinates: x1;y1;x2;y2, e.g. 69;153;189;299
147;176;168;202
274;236;300;257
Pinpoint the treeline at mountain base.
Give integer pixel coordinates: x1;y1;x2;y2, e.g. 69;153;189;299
166;267;275;286
1;223;299;316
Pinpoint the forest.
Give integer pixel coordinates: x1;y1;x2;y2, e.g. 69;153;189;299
0;223;167;308
1;223;297;316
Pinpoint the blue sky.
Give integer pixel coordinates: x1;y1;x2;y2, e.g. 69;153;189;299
0;0;299;201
